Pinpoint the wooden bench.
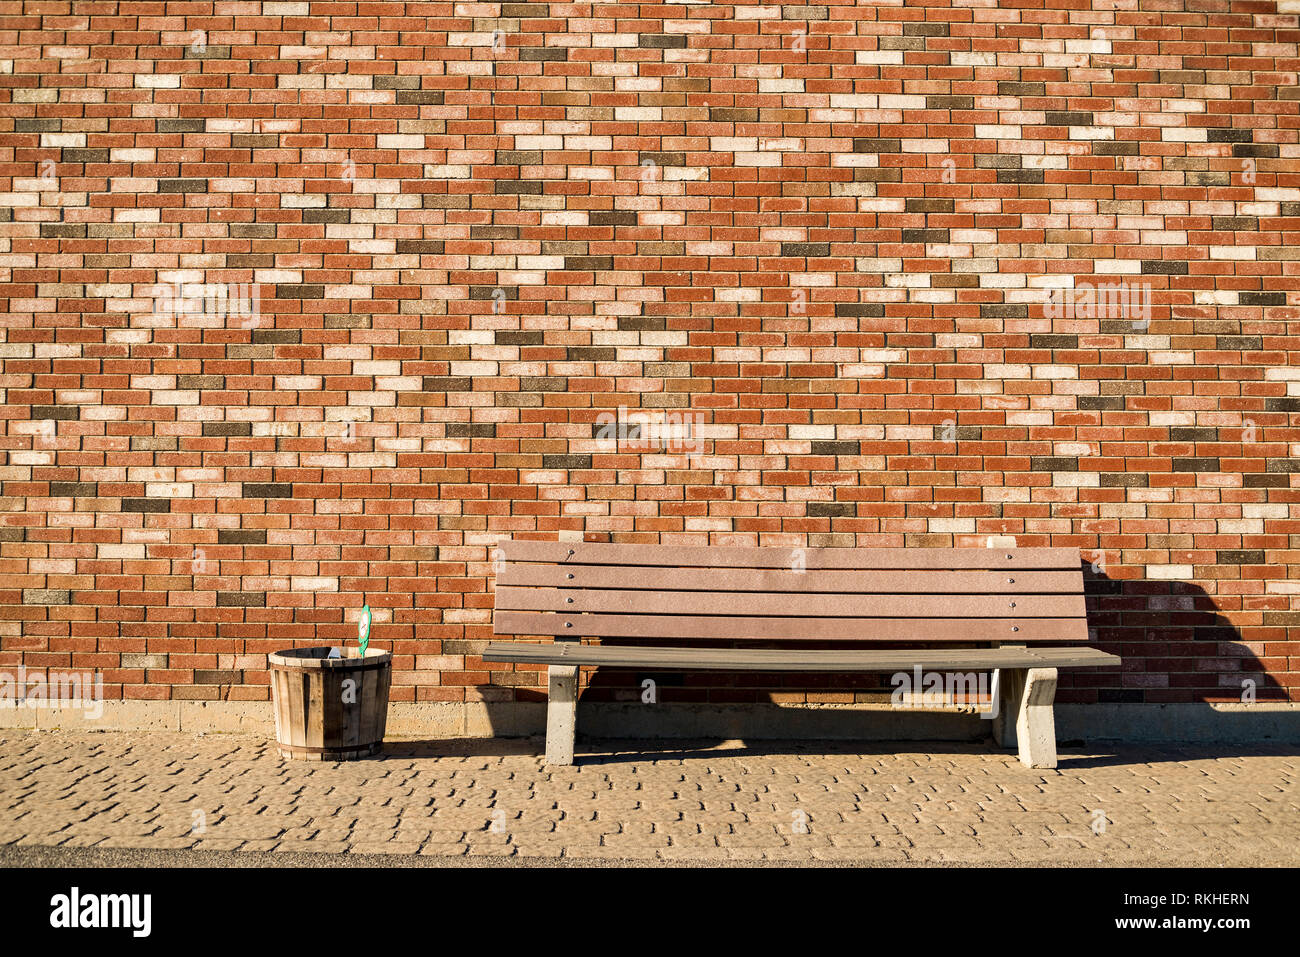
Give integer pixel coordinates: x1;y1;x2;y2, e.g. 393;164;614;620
485;541;1120;769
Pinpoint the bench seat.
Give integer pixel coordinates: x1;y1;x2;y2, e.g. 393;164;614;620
487;541;1121;769
484;642;1119;672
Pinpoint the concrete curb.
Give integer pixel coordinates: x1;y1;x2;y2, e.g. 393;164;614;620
3;700;1298;744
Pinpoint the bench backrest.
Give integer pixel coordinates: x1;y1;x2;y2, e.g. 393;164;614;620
493;541;1088;645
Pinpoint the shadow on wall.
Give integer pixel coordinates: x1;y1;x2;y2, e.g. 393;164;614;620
1080;560;1285;708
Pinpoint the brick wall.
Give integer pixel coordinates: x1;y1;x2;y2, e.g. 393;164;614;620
1;0;1297;719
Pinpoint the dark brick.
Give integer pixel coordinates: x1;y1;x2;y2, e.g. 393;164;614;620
998;169;1044;183
1206;128;1254;143
122;498;171;513
565;256;614;270
519;47;568;60
275;284;324;299
496;151;543;166
1212;217;1259;231
1218;550;1265;565
178;375;223;390
1170;427;1219;442
470;285;517;301
396;91;445;105
639;34;687;48
41;223;87;239
618;316;665;331
709;108;758;123
1080;396;1124;411
185;44;231;59
834;303;886;317
216;591;264;607
1239;292;1285;306
1244;474;1290;488
1144;257;1190;273
1264;398;1300;412
194;670;242;683
811;441;861;456
303;209;351;224
520;377;568;392
542;455;593;469
998;81;1044;95
495;331;544;346
49;482;97;497
807;502;856;517
852;138;901;154
1233;143;1278;158
1031;457;1078;472
158;178;207;193
781;243;832;257
1216;336;1261;350
1173;457;1220;472
1030;335;1078;349
565;347;616;361
591;211;638;227
981;304;1027;318
784;4;828;19
157;118;206;133
252;329;301;344
495;179;543;194
1046;111;1093;126
423;376;475;391
218;529;267;545
242;483;294;498
1101;473;1147;487
471;226;519;240
905;198;954;213
445;424;497;438
231;134;278;149
62;149;109;163
396;240;446;255
925;95;972;110
639;151;685;167
204;422;253;436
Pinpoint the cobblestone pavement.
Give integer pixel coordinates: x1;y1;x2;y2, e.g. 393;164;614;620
1;731;1296;866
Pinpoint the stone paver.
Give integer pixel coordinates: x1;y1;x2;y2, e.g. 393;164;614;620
0;731;1296;866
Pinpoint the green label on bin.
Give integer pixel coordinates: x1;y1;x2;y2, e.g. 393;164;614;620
358;604;371;656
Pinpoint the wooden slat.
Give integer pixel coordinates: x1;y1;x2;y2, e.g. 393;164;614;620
498;563;1082;594
495;610;1089;642
484;641;1120;671
497;540;1081;570
496;586;1086;619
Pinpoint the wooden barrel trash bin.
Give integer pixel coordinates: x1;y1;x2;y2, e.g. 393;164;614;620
268;647;392;761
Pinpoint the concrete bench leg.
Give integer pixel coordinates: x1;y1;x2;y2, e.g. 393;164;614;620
992;667;1059;769
544;663;579;765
